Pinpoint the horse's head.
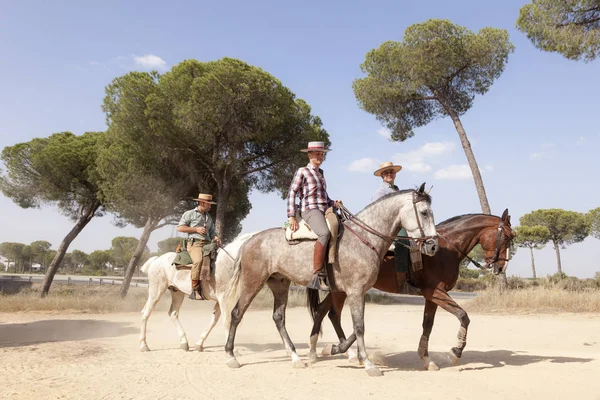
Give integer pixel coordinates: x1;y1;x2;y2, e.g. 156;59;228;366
399;183;438;256
479;208;515;275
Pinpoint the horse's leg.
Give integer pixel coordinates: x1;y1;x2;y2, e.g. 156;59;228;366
225;274;268;369
429;287;470;365
168;289;189;351
266;277;306;369
139;274;168;352
319;292;359;363
195;302;221;351
418;294;440;371
347;293;381;377
308;292;332;364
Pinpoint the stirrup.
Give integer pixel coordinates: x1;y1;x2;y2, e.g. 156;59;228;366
308;271;330;292
398;280;421;296
189;286;206;300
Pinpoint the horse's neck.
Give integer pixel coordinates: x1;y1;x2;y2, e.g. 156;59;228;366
439;217;495;255
354;194;407;252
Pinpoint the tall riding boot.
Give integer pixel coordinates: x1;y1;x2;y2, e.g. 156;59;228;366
396;271;421;296
189;279;205;300
308;241;330;292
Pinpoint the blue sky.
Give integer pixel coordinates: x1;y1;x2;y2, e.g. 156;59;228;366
1;0;598;278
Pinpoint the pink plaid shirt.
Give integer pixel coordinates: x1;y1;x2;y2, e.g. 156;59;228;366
287;163;334;217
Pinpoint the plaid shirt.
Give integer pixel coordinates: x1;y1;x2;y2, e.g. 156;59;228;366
287;163;334;217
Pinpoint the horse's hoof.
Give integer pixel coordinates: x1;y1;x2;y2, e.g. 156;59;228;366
365;366;383;377
308;353;318;364
426;361;440;371
292;358;307;369
195;344;204;352
227;357;241;369
448;350;460;365
321;343;333;356
180;342;189;351
140;344;150;352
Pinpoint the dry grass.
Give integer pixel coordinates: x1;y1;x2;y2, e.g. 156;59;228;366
0;284;152;313
466;286;600;314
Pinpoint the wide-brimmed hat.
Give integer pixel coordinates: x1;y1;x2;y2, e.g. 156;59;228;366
300;141;331;153
193;193;217;204
373;161;403;177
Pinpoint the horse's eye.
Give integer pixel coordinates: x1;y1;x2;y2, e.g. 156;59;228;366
421;211;428;217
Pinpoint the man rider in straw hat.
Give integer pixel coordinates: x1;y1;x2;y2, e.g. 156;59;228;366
287;141;342;292
177;193;222;300
372;161;416;294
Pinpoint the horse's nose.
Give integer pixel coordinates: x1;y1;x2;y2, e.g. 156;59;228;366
425;238;438;255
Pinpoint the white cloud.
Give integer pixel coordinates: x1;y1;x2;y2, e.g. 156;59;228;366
348;158;380;173
541;142;556;149
376;128;390;139
434;164;472;180
530;152;552;160
134;54;168;71
484;164;494;172
577;136;586;145
392;142;455;173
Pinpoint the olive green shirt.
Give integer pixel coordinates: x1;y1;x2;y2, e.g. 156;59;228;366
178;208;217;241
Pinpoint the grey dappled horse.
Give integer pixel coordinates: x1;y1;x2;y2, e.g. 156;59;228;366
222;183;438;376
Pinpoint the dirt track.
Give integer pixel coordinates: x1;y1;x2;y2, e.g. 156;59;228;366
1;298;599;399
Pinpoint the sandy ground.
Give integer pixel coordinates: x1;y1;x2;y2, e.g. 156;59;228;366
1;297;599;400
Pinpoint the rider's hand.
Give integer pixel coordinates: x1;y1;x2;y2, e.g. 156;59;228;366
214;236;222;246
334;200;343;209
288;217;299;232
196;227;207;235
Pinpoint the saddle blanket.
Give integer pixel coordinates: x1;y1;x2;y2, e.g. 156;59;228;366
284;211;333;241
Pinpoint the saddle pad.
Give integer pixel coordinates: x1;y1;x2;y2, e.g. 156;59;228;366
285;211;332;241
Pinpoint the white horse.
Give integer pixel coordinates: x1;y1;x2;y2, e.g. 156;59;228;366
139;232;256;352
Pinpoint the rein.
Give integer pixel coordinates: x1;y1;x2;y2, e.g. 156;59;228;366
338;192;435;254
437;221;510;270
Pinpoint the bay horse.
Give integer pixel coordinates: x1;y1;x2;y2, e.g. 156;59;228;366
139;232;256;353
222;184;438;376
307;209;515;371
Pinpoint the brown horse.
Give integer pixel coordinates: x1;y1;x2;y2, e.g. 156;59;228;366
307;209;515;371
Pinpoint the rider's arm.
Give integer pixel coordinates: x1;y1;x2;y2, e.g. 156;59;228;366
287;169;303;218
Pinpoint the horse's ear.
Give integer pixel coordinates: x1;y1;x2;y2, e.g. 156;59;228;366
501;208;509;221
418;182;426;193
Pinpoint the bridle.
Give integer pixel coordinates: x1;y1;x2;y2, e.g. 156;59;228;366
438;220;512;270
338;192;436;254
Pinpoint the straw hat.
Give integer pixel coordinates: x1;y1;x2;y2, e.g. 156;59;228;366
300;141;331;153
193;193;217;204
373;161;403;177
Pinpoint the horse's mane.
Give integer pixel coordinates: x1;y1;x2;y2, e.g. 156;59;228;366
437;213;498;227
358;189;432;215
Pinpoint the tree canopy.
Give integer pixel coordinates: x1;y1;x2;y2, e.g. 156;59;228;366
0;131;105;295
353;19;514;214
514;225;551;278
587;207;600;239
517;0;600;61
520;209;589;275
109;58;329;234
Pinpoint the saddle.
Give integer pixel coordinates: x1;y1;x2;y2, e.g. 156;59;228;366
284;207;342;264
172;239;217;273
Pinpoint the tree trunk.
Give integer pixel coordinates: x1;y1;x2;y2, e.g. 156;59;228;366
119;217;160;298
553;240;563;276
40;201;101;297
529;246;537;279
439;101;491;214
214;180;230;239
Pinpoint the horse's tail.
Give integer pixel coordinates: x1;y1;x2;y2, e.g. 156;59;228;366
222;251;244;329
306;288;323;336
141;256;159;274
